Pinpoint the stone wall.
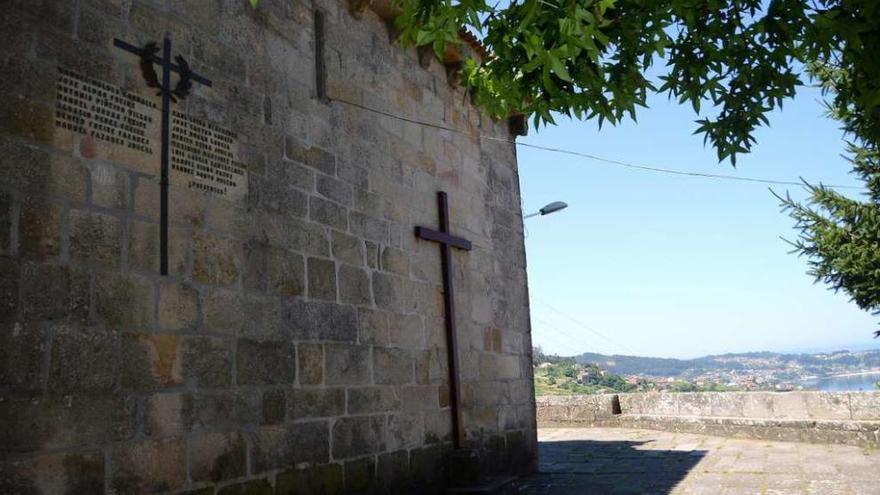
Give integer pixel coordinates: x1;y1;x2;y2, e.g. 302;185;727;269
537;392;880;447
0;0;537;493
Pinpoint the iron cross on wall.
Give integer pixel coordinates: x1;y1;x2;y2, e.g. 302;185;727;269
415;191;473;450
114;36;212;275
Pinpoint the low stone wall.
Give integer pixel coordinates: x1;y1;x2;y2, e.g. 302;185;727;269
536;394;620;425
536;392;880;447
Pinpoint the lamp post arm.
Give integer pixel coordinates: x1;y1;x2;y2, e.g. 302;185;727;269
524;201;568;220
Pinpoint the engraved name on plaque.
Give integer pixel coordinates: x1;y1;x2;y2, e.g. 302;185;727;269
171;112;247;201
56;67;157;154
55;68;160;172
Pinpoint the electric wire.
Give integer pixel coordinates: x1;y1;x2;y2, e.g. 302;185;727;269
532;315;594;351
532;308;630;357
531;316;586;354
329;96;862;191
532;297;639;356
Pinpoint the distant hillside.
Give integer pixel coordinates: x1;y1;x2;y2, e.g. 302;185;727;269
572;349;880;377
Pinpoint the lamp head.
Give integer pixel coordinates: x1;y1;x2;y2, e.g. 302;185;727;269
539;201;568;216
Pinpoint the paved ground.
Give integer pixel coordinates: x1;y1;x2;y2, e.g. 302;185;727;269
515;427;880;495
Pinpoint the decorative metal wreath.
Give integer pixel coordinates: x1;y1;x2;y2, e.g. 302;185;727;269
139;41;193;102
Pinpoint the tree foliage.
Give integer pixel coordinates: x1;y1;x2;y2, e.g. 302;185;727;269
776;8;880;327
775;77;880;337
395;0;880;163
396;0;880;334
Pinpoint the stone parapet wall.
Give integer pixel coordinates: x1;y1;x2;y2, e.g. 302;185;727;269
619;391;880;421
536;393;620;425
536;392;880;447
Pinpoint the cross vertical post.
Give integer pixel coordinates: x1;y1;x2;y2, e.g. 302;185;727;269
415;191;473;449
113;35;212;275
159;36;171;275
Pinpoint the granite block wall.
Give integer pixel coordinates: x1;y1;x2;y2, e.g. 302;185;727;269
0;0;538;493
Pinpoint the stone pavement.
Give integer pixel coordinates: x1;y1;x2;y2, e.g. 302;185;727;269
514;427;880;495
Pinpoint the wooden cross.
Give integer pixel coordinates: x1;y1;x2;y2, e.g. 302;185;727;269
114;36;212;275
415;191;472;449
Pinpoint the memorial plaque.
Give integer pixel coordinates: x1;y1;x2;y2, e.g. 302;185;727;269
170;111;248;201
53;67;247;201
55;68;159;172
56;68;157;153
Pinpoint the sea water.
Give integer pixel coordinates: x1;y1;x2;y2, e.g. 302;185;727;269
802;372;880;392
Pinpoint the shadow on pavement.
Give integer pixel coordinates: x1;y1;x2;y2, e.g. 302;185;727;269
514;439;706;495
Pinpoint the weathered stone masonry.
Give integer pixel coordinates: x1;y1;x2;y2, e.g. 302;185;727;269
537;392;880;447
0;0;537;493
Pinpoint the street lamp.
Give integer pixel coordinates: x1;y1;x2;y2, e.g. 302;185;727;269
523;201;568;219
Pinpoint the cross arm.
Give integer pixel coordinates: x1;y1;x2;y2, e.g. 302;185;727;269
113;38;213;87
415;226;472;251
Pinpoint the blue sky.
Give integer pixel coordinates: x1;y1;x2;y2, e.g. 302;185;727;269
518;84;880;359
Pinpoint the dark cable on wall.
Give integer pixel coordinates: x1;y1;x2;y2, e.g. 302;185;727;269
328;96;862;191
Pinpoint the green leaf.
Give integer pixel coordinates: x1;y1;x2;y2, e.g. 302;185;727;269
416;29;432;45
598;0;616;14
433;39;445;60
547;54;572;82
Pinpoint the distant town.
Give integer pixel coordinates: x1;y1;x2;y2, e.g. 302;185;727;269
533;347;880;395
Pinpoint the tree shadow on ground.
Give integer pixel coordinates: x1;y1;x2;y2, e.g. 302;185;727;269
514;439;706;495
